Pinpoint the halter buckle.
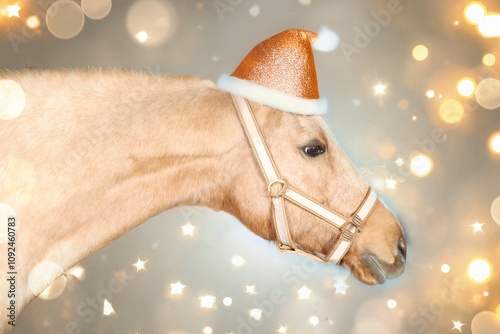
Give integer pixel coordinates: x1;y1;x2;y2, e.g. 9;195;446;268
267;179;288;198
351;214;363;233
341;229;355;242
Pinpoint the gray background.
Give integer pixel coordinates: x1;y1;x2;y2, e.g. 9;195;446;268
2;0;500;333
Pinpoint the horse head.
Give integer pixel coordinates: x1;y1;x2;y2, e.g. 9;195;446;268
217;29;406;285
221;97;406;285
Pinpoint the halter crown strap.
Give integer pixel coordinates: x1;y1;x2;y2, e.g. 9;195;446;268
231;94;378;264
231;95;294;248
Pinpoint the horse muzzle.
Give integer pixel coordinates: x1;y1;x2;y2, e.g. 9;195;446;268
360;235;407;284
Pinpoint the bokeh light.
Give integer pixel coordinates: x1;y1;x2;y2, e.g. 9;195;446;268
482;53;496;66
25;15;41;30
249;308;263;321
475;77;500;110
249;4;260;17
103;299;115;315
412;44;429;61
387;299;397;309
135;31;149;43
464;2;486;25
452;320;465;332
439;99;465;124
277;326;288;333
46;0;85;40
426;89;435;98
471;311;500;333
489;132;500;155
410;154;433;177
81;0;112;20
374;83;387;95
181;222;195;236
471;220;485;234
441;264;451;273
66;265;85;280
385;178;397;190
132;257;148;272
245;285;257;295
468;258;492;283
491;196;500;225
457;77;476;97
231;255;245;267
199;295;216;309
333;278;349;294
6;4;21;18
126;0;177;46
38;275;67;301
298;285;312;299
478;15;500;37
202;326;213;334
309;316;319;326
29;261;64;296
0;79;26;120
170;281;186;295
223;297;233;306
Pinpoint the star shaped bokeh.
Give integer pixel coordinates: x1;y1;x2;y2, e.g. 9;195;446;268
6;4;21;18
470;220;485;234
181;222;195;236
170;281;186;296
132;257;148;272
297;285;312;299
451;320;465;332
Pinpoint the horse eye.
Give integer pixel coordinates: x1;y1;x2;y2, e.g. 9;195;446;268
303;144;325;157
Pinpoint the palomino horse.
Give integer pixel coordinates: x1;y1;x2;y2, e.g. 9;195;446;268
0;70;406;332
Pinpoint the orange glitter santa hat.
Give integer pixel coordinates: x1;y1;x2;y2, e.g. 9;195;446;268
217;29;328;115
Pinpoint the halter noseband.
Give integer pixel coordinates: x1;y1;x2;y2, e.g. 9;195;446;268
232;94;378;264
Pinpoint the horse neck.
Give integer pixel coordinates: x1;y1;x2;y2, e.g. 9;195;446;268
1;71;245;316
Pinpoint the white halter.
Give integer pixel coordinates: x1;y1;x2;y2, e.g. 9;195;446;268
232;94;378;264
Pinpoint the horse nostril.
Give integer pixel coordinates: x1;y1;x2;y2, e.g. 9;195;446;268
398;237;407;261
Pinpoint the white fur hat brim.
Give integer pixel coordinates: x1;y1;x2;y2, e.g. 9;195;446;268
217;74;328;115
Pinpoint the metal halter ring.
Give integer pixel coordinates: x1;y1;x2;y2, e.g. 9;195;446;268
267;179;288;198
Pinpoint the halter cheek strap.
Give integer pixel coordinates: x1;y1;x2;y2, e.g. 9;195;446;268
232;94;378;264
